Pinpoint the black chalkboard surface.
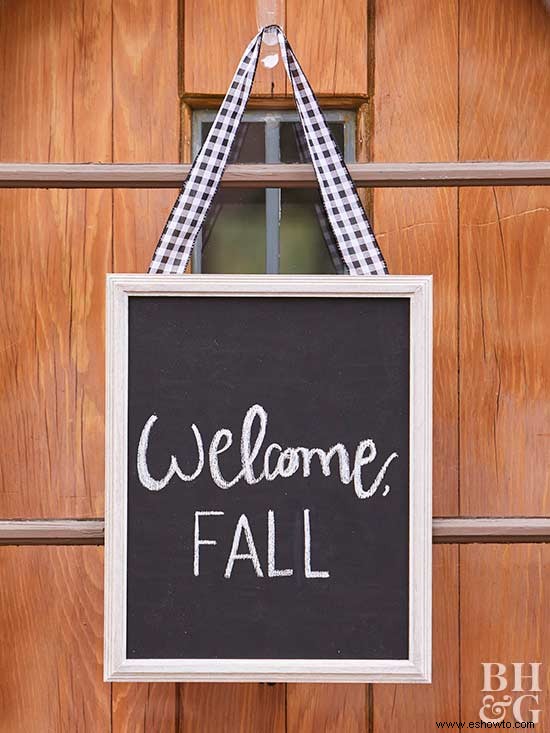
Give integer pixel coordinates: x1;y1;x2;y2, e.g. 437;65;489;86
105;275;432;683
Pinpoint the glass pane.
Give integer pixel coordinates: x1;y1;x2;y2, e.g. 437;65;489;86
201;189;266;274
200;122;265;273
279;189;336;274
201;121;266;163
279;122;345;274
279;121;345;162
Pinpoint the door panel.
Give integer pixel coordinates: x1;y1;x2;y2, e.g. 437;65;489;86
0;547;108;730
287;0;368;95
459;0;550;516
180;683;286;732
112;683;178;732
112;0;180;272
183;0;286;96
0;0;112;164
0;188;110;518
373;0;459;517
0;0;112;519
287;683;366;733
461;544;550;725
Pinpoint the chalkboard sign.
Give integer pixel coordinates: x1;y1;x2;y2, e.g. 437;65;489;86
104;274;432;682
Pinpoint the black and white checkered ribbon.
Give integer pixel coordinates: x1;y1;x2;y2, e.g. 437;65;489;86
292;122;347;274
149;26;388;276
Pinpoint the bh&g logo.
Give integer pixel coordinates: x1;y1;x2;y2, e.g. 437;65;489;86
480;663;542;725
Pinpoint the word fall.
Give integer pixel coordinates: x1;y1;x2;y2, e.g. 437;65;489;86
137;403;399;499
194;509;329;579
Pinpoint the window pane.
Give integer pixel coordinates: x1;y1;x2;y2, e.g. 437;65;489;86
200;122;266;273
201;121;265;163
279;122;345;274
279;188;336;274
279;122;345;162
201;189;266;274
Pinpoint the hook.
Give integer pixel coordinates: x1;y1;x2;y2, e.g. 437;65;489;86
256;0;284;67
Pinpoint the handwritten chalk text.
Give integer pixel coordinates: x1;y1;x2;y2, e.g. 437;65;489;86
137;403;398;499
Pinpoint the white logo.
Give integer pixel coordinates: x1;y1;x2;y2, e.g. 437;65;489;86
480;663;542;725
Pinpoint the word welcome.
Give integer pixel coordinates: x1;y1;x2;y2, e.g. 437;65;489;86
137;403;399;498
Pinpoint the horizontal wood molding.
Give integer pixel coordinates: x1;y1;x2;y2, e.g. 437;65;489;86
181;94;370;109
432;518;550;543
1;518;550;545
0;520;105;544
1;162;549;188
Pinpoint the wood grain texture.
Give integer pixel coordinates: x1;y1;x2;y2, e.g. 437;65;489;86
459;0;550;164
459;0;550;515
179;683;286;732
112;0;180;273
183;0;286;96
287;684;366;733
373;0;459;516
287;0;368;95
112;683;178;732
0;0;112;519
111;1;180;725
461;544;550;725
373;546;459;731
0;0;112;164
0;546;108;731
0;187;111;519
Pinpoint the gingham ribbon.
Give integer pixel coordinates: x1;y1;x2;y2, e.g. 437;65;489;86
149;26;388;276
292;122;347;274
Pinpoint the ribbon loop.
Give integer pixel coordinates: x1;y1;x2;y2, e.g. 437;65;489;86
149;26;387;276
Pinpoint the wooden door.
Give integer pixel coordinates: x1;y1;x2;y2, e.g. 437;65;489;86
0;0;549;730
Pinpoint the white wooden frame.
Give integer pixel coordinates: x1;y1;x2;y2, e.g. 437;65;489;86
104;274;432;683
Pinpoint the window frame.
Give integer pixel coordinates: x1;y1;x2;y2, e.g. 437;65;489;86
191;109;356;274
